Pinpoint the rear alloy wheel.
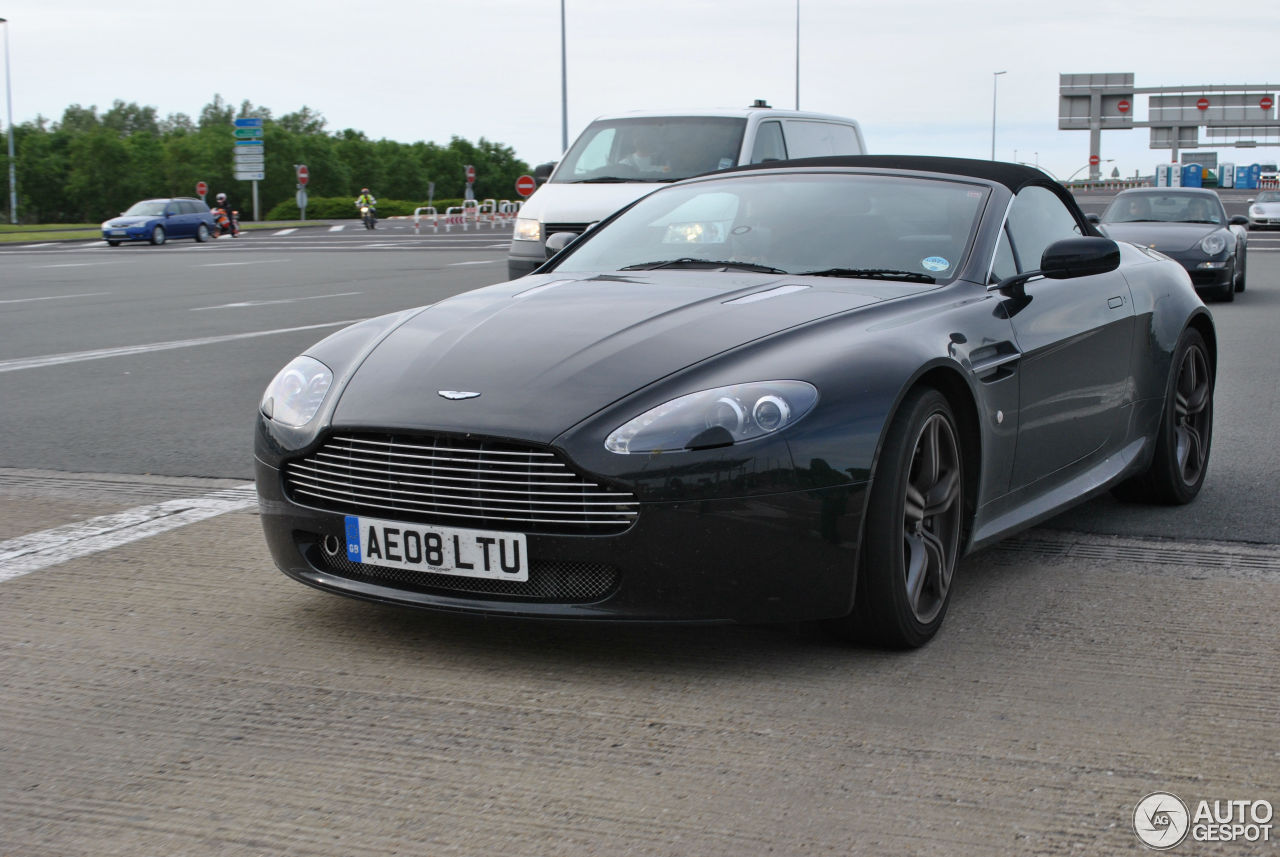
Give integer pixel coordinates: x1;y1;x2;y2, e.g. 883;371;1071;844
149;225;167;246
842;387;965;648
1113;328;1213;505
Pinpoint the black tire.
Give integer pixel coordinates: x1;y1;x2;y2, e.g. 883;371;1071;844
1112;328;1213;505
195;223;210;243
107;240;121;247
836;387;965;649
1235;251;1246;292
149;225;166;246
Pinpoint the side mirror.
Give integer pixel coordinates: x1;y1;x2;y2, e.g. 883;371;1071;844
1229;215;1249;226
1085;212;1101;224
544;231;579;258
990;237;1120;294
1039;237;1120;279
533;161;557;183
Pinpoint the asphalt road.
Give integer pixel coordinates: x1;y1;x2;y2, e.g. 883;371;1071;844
1;214;1278;856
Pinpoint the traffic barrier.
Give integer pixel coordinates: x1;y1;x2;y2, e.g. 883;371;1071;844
1067;179;1152;193
1261;178;1280;189
413;206;440;234
442;206;469;232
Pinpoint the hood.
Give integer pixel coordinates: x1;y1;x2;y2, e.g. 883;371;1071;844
105;215;155;227
332;273;925;442
518;182;666;225
1098;221;1221;252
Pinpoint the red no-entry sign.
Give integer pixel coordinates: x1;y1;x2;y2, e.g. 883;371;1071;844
1197;97;1210;111
296;165;309;186
515;175;536;197
196;181;208;198
1262;96;1275;111
466;165;476;184
1117;99;1131;114
1089;155;1100;166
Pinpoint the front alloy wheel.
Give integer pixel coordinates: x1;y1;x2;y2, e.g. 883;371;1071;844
842;387;965;648
149;225;166;246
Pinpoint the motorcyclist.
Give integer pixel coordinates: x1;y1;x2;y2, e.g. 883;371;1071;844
211;192;239;237
354;188;377;228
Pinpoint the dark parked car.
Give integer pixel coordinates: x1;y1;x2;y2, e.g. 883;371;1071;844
1089;187;1248;302
256;156;1215;648
101;197;216;246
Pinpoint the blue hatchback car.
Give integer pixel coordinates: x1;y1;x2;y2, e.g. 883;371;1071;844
102;197;217;246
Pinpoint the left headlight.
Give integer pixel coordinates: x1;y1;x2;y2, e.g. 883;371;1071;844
1199;233;1227;256
261;355;333;427
605;381;818;454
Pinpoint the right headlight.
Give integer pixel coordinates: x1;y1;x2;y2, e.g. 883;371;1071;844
605;381;818;454
513;217;542;242
260;356;333;427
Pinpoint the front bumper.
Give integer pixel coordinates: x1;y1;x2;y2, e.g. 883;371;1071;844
1163;254;1233;288
256;456;865;624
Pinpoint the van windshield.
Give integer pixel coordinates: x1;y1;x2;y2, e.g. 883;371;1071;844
552;117;749;184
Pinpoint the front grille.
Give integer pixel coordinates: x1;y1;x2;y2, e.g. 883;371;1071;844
542;222;590;236
312;541;618;602
284;433;638;536
1188;269;1227;286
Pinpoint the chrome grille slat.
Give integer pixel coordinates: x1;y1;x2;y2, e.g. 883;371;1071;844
291;460;632;496
284;433;639;535
312;451;572;479
289;477;637;513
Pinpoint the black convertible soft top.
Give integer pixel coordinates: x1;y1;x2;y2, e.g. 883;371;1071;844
728;154;1057;194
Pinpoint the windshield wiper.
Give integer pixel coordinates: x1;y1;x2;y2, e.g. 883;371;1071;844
620;258;788;274
797;268;937;284
571;176;652;183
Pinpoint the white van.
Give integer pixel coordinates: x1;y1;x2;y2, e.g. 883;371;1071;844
507;102;867;277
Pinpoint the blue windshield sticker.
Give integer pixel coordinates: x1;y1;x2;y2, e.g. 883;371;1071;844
922;256;951;272
345;515;362;561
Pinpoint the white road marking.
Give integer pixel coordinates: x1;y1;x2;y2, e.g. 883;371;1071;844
449;260;496;266
0;291;108;305
34;263;104;269
192;291;361;310
274;228;298;236
0;319;364;374
0;485;257;582
21;243;62;248
199;259;290;267
328;225;346;232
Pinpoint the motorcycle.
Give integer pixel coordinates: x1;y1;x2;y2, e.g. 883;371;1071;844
359;203;377;230
211;207;239;238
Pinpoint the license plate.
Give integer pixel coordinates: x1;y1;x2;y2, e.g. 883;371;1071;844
344;515;528;581
108;229;126;236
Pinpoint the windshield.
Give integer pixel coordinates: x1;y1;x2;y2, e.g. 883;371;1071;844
1101;192;1224;225
552;117;748;183
1256;191;1280;203
550;172;990;280
123;200;168;216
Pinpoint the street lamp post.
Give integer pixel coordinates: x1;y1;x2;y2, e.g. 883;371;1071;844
1;18;15;224
559;0;568;154
990;71;1006;161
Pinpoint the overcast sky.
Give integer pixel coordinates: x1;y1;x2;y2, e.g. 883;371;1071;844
4;0;1280;184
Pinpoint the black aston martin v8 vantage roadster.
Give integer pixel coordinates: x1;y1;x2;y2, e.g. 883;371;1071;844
255;156;1215;648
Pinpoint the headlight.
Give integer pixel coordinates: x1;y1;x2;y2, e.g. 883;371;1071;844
1199;234;1226;255
513;217;542;242
261;356;333;427
1252;206;1264;216
605;381;818;454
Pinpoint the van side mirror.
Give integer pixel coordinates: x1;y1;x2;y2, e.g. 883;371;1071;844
544;231;579;258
